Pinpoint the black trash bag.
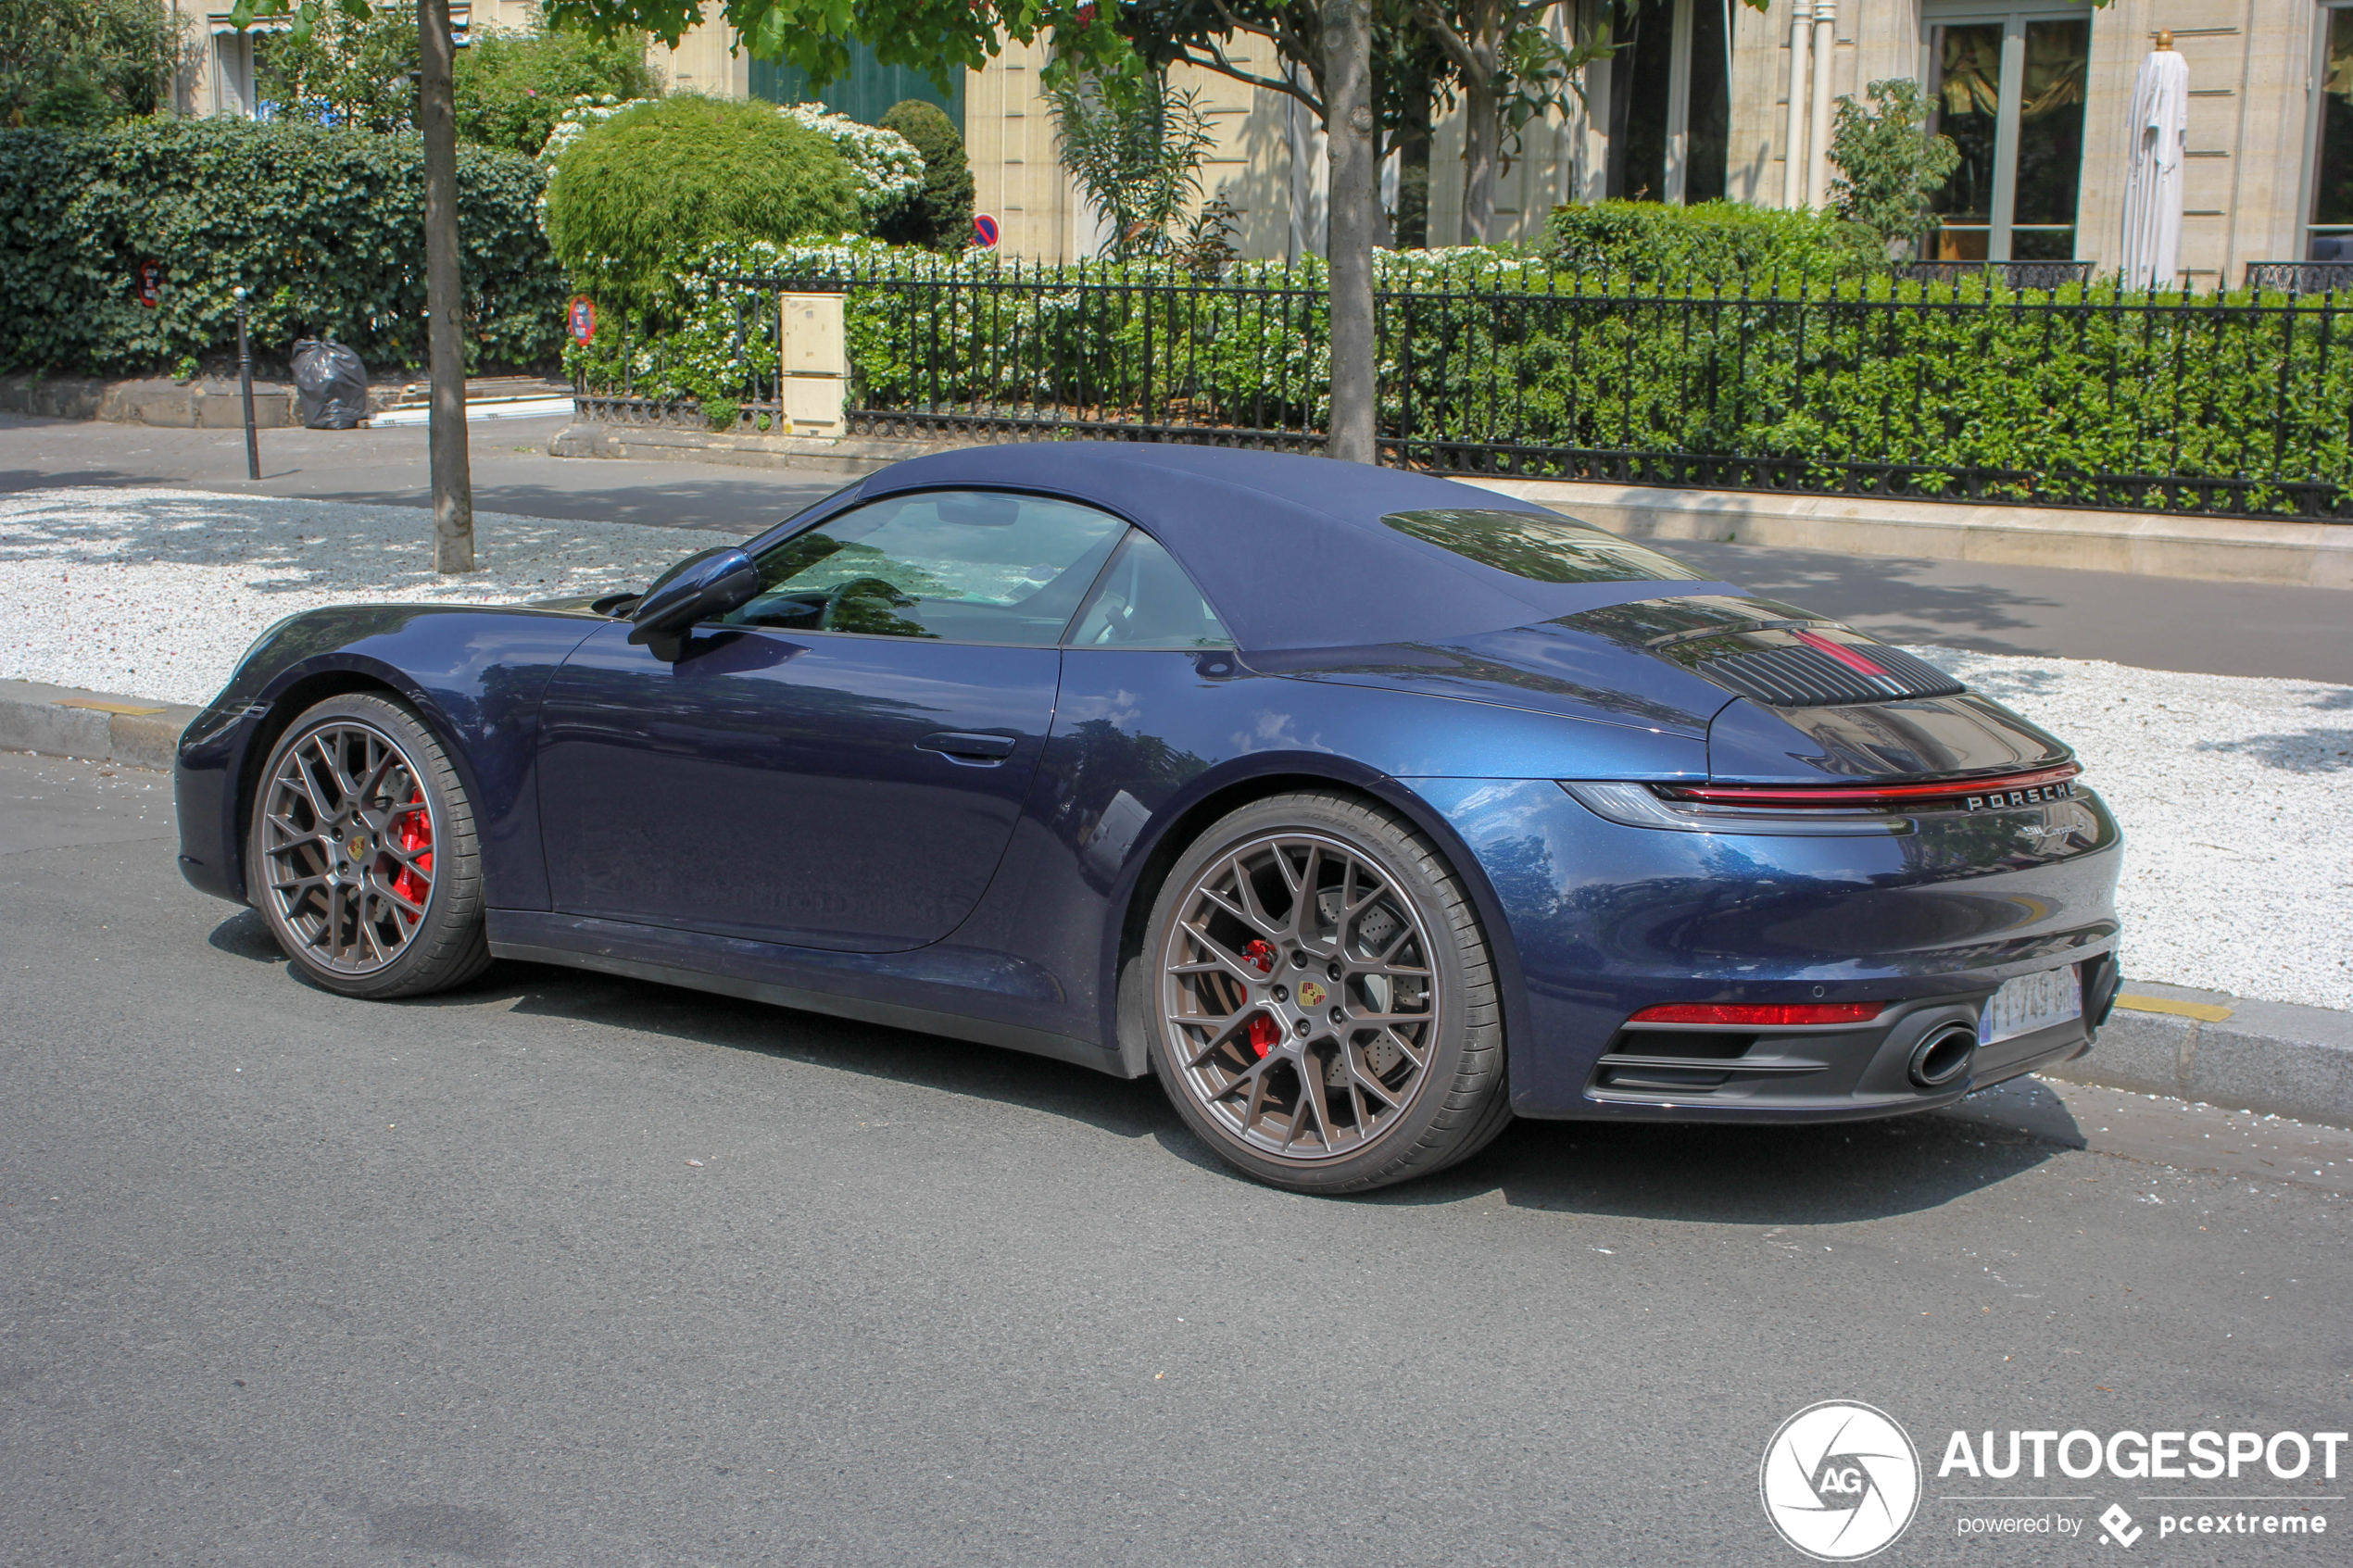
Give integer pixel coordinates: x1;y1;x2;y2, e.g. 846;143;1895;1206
291;338;370;430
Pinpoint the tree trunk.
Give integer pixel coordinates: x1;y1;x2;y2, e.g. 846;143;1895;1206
419;0;474;574
1457;69;1498;245
1323;0;1378;466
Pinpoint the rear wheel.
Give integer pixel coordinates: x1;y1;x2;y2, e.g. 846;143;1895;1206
248;694;491;998
1144;791;1510;1194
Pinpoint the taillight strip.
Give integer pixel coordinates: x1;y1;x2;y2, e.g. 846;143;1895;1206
1630;1002;1885;1026
1661;761;2082;808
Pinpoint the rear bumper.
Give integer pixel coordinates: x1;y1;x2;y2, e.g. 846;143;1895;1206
1416;778;2124;1122
1578;956;2116;1122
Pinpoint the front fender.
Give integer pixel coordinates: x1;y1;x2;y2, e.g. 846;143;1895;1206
175;604;605;907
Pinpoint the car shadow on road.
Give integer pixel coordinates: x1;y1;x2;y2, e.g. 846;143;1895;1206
1365;1104;2072;1224
447;954;1182;1144
211;909;2081;1222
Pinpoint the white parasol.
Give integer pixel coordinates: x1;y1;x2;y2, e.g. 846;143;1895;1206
2120;31;2189;291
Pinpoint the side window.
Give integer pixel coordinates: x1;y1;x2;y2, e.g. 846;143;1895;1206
1067;531;1233;649
720;490;1126;646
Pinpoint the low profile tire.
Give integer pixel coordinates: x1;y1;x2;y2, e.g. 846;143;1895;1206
248;693;492;999
1143;791;1511;1194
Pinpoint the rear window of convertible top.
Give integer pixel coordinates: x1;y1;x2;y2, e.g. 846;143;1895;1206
1381;508;1710;584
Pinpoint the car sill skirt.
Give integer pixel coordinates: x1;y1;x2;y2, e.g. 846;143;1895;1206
485;909;1126;1078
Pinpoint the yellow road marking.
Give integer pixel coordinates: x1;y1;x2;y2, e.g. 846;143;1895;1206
55;698;168;717
2116;994;2234;1023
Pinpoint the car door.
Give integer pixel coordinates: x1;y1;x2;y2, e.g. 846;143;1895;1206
535;489;1128;953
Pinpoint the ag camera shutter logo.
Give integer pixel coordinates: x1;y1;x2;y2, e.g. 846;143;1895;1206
1761;1400;1922;1561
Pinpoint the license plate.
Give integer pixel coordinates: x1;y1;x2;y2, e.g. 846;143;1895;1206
1981;966;2083;1045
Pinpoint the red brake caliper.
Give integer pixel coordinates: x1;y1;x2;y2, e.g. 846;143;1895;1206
1243;939;1279;1058
391;788;433;909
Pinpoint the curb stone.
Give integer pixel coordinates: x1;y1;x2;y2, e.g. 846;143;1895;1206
1;679;200;773
4;675;2347;1129
2045;981;2353;1126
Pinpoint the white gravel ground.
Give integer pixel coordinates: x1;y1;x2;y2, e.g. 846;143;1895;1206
1902;646;2352;1013
3;486;2347;1010
0;487;692;708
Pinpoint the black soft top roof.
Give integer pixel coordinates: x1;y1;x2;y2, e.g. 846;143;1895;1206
850;443;1739;649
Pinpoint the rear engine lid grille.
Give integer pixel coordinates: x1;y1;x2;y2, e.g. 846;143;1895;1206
1698;634;1963;709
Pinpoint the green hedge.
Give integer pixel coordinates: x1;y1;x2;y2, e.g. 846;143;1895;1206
575;245;2353;514
0;118;567;376
1544;200;1887;282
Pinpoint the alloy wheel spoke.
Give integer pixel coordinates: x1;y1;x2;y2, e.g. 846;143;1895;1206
1379;1025;1428;1073
356;748;402;809
266;722;429;975
1164;831;1441;1164
1228;858;1290;940
375;880;427;920
1195;883;1271;940
311;734;359;806
1175;1010;1256;1070
1348;1053;1407;1112
1178;926;1274;987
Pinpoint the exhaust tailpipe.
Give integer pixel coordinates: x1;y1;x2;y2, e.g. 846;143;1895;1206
1907;1022;1978;1089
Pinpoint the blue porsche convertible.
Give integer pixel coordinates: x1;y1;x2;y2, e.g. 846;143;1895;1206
175;445;2121;1192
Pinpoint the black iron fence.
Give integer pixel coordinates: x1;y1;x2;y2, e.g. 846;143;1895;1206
573;260;2353;522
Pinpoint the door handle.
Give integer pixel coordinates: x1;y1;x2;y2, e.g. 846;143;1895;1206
917;731;1017;761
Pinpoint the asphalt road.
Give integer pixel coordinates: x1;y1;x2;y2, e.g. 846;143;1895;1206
5;751;2347;1567
4;413;2350;684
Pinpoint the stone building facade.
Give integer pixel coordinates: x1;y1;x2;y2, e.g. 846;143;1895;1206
172;2;2350;283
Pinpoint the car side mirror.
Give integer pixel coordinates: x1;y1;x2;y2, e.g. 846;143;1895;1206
627;546;761;662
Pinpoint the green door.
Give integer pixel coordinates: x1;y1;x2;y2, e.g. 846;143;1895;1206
749;43;963;132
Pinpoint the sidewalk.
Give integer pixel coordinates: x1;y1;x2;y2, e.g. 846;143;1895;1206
5;410;2350;683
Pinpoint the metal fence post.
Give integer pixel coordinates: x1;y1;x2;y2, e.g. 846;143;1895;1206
233;286;260;481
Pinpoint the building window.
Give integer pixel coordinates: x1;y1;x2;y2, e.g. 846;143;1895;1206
2309;6;2353;258
1605;0;1730;204
1921;4;2090;260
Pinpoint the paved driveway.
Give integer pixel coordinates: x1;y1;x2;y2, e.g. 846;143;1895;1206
4;752;2346;1566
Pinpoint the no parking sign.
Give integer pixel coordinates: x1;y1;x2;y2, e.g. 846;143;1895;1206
567;295;597;345
972;213;1000;250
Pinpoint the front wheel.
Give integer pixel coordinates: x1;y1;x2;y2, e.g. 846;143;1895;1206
248;693;492;999
1143;791;1511;1194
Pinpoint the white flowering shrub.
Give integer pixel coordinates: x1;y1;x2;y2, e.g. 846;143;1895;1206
773;105;924;222
537;94;657;173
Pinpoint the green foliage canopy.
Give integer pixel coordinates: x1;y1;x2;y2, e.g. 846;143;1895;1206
1047;72;1217;260
454;20;661;154
1;0;193;127
248;7;659;149
252;5;423;133
1828;78;1962;262
535;0;1126;98
543;94;862;305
